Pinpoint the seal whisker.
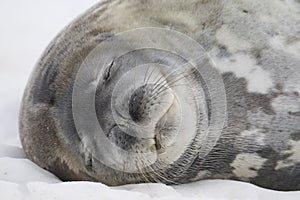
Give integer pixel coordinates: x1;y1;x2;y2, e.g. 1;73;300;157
134;160;152;183
151;68;180;92
151;68;191;94
139;159;165;184
145;66;157;85
143;65;151;84
158;69;194;91
151;72;193;101
134;153;162;183
152;59;191;89
147;162;178;185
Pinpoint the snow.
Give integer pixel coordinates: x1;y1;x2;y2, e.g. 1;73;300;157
0;1;300;199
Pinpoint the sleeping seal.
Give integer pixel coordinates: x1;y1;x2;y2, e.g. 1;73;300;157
19;0;300;191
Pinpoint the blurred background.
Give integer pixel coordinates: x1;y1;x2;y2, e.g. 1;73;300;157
0;1;98;146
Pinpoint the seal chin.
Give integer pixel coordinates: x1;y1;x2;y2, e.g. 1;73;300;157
126;83;179;153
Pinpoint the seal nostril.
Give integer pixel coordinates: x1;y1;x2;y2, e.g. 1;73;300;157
129;85;149;122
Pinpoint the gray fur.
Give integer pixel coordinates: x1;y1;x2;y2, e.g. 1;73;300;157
19;0;300;191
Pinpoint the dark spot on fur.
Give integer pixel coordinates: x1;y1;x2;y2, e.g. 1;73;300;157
251;147;300;190
246;93;276;115
275;83;283;91
251;48;263;62
288;111;300;116
254;160;300;191
217;44;231;58
257;147;281;159
291;131;300;141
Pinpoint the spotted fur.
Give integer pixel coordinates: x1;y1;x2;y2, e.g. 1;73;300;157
19;0;300;191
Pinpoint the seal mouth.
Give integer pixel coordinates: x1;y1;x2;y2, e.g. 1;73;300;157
152;96;177;153
153;134;162;151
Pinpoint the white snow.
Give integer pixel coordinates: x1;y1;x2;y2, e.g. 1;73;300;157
0;1;300;199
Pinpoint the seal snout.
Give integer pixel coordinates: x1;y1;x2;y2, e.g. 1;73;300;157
128;84;149;123
128;84;175;124
127;82;178;154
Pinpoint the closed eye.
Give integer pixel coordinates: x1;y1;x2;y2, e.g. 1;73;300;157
104;60;114;81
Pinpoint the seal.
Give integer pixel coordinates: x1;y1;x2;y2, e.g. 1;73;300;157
19;0;300;191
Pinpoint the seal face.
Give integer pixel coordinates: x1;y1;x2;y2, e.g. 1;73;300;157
19;0;300;191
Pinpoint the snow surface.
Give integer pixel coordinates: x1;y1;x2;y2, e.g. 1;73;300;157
0;1;300;199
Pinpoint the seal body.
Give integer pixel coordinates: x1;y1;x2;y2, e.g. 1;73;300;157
19;0;300;191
